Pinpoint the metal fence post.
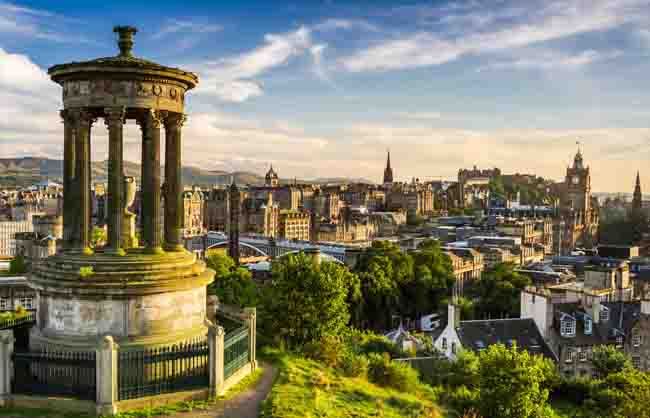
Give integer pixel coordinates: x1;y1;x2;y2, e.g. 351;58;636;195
0;331;14;406
208;323;225;397
244;307;257;371
96;335;118;416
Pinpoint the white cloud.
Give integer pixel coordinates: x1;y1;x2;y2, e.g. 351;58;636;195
194;26;313;101
479;49;623;72
151;19;222;39
0;47;52;92
0;1;82;42
313;18;379;33
339;0;646;72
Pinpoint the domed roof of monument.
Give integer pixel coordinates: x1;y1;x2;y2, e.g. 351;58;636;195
48;26;198;90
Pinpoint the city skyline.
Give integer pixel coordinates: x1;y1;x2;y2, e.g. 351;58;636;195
2;0;650;191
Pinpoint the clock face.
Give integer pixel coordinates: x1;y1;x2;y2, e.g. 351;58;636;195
572;176;580;185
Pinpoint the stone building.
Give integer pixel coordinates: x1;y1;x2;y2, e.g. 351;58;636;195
14;214;62;265
385;181;435;217
279;210;310;241
242;194;279;237
182;186;205;238
0;220;33;257
383;150;394;186
443;247;484;292
458;166;501;209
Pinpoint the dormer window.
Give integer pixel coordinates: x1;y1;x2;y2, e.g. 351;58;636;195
584;318;592;335
561;319;576;337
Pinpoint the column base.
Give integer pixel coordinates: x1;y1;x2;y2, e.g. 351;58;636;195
105;248;126;256
164;243;185;252
96;403;117;416
144;246;165;255
66;247;94;256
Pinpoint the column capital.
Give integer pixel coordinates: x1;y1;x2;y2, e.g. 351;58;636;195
164;112;187;129
137;109;163;131
103;106;126;127
68;109;97;127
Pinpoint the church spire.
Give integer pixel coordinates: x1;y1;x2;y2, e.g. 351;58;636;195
383;149;394;185
633;171;642;211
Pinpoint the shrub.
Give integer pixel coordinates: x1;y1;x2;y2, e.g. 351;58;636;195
367;352;420;392
441;385;479;415
303;335;346;368
553;377;599;405
338;352;369;378
358;333;404;358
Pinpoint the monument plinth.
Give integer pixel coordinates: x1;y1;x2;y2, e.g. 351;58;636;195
29;26;214;351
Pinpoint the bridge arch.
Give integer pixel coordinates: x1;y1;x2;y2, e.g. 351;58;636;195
206;241;270;257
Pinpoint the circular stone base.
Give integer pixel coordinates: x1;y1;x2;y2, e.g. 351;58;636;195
28;249;215;351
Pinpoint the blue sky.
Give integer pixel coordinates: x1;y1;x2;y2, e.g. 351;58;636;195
2;0;650;191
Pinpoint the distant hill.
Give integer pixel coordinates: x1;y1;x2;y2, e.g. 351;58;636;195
0;157;370;188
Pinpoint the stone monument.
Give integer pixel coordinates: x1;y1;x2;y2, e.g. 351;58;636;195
28;26;214;351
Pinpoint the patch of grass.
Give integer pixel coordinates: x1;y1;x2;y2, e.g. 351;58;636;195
110;365;265;418
260;347;444;418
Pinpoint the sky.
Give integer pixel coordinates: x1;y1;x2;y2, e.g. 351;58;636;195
1;0;650;192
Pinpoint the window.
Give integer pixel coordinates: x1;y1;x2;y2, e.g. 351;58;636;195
561;319;576;337
17;297;32;310
578;348;587;362
565;347;575;363
442;337;447;350
633;356;641;369
0;297;8;311
632;334;642;347
451;342;457;354
584;319;592;335
616;336;624;349
601;308;609;321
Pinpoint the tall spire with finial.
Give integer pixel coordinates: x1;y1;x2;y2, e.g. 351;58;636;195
633;171;642;212
383;149;394;185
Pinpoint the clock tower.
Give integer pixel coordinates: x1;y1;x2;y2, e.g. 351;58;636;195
556;147;599;253
565;149;591;215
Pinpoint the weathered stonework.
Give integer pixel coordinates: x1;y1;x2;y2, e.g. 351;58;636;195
28;26;214;352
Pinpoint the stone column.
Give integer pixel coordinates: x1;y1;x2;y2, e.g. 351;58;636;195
60;110;76;250
139;110;163;253
95;335;118;416
163;113;186;251
105;107;126;255
207;322;225;397
73;110;94;254
0;331;13;406
244;307;257;371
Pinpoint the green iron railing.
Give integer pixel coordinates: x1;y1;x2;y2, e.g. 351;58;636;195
117;338;209;401
224;325;249;379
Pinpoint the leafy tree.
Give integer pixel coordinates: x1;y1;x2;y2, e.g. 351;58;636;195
477;344;556;418
9;253;27;275
354;241;412;330
595;369;650;418
409;239;455;316
591;345;632;378
261;252;360;349
469;263;531;319
206;251;258;307
205;250;235;279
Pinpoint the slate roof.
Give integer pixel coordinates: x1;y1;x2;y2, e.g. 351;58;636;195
457;318;558;362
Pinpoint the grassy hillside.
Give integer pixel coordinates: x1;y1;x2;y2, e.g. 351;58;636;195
260;349;443;418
